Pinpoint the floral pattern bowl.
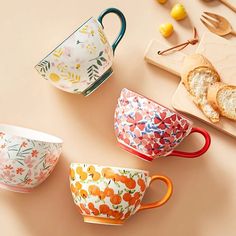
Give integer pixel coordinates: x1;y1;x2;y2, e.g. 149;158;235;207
0;124;63;193
69;163;172;225
114;88;211;161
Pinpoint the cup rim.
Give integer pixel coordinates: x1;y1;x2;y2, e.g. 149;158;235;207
121;88;193;126
0;124;63;144
70;163;149;175
35;16;97;67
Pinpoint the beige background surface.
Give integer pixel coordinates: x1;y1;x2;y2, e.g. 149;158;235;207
0;0;236;235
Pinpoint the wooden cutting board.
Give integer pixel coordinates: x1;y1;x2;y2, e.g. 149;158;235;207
145;32;236;138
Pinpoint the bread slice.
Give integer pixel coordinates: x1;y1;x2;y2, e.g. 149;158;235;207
207;82;236;121
181;54;221;123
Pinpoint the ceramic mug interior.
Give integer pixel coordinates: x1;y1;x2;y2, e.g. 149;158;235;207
69;163;172;225
0;124;63;193
35;8;126;96
114;88;211;161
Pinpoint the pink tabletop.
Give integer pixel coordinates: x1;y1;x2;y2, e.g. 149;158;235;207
0;0;235;235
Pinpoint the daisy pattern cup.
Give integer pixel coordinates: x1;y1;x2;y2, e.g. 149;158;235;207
69;163;173;225
114;88;211;162
35;8;126;96
0;124;63;193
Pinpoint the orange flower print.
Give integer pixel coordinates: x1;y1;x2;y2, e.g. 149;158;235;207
99;204;110;214
45;154;58;165
31;150;39;157
138;178;146;192
112;211;123;220
16;168;24;175
125;178;136;189
4;165;13;170
70;184;76;193
91;172;101;181
79;172;87;181
128;197;136;205
25;179;33;185
0;144;6;149
20;141;27;147
110;194;122;205
88;185;100;196
25;155;35;168
35;171;47;182
79;189;88;198
1;170;15;181
104;187;114;197
70;168;75;180
91;208;99;216
88;202;95;210
79;204;90;215
99;192;106;200
123;192;132;202
101;168;115;179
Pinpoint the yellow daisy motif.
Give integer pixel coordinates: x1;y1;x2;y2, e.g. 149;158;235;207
76;64;80;69
53;49;63;58
49;73;60;82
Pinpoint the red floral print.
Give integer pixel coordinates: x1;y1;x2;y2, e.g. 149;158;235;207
4;165;13;170
25;179;33;185
145;143;161;155
127;112;145;132
35;171;47;182
31;150;39;157
114;89;192;159
154;112;172;130
16;168;24;175
21;141;27;147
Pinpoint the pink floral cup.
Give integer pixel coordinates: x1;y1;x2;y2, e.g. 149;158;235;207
114;88;211;162
0;124;63;193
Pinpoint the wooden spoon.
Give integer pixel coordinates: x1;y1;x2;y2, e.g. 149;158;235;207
201;12;236;36
203;0;236;13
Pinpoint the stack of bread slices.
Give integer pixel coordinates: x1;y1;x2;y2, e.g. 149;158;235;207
181;54;236;123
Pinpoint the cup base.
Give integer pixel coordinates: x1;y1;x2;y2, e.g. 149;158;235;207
83;216;124;225
82;67;113;96
118;141;154;162
0;182;32;193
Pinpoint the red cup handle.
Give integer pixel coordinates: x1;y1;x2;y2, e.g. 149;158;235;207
168;127;211;158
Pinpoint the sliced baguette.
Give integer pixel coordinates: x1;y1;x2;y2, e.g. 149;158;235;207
207;82;236;121
181;54;221;123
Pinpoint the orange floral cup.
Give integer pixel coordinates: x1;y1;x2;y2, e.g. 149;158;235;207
69;163;173;225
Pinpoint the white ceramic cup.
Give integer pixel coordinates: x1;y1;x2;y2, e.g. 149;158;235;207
70;163;173;225
35;8;126;96
0;124;63;193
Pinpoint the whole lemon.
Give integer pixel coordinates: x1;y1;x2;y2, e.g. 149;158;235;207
157;0;167;4
171;3;187;21
159;23;174;37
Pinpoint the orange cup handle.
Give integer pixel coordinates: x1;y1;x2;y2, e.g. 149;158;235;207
138;175;173;211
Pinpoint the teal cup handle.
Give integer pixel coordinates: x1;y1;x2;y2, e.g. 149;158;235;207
97;8;126;54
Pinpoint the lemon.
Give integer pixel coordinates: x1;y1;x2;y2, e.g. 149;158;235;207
159;23;174;37
157;0;167;3
49;73;60;82
171;3;187;21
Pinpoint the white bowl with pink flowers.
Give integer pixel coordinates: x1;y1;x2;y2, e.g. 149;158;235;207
0;124;63;193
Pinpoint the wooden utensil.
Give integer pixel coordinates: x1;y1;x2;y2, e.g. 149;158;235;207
144;32;236;138
203;0;236;13
201;12;236;36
